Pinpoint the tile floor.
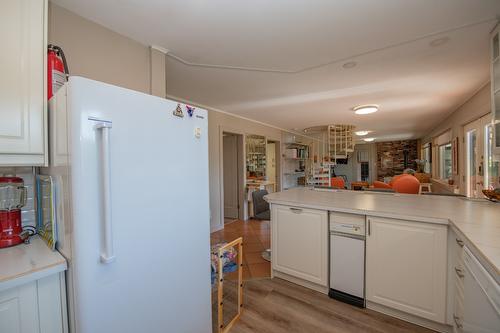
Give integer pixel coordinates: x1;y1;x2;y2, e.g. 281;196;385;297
211;219;271;280
224;217;238;224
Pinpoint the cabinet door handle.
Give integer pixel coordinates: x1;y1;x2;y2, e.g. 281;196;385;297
367;219;371;236
455;267;465;278
453;314;463;328
456;238;464;247
289;207;303;214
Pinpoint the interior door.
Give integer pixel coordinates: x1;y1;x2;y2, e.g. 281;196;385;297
465;120;481;197
223;134;239;219
266;142;276;185
464;116;491;198
484;123;500;190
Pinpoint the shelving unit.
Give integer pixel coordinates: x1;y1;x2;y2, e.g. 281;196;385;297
307;166;331;187
246;135;267;177
283;141;310;190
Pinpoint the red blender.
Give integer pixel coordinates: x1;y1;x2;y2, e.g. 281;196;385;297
0;177;27;248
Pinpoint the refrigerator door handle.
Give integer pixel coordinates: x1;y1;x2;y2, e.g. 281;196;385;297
94;120;116;264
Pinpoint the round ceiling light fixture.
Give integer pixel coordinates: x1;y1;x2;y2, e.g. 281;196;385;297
355;130;369;136
353;104;379;115
364;137;375;142
429;37;450;47
342;61;357;69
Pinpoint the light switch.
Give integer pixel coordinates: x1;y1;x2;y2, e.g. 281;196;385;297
194;127;202;138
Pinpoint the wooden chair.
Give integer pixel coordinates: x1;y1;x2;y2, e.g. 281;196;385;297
214;238;243;333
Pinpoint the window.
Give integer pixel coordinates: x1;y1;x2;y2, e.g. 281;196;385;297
421;144;432;173
485;124;500;190
360;162;369;181
439;143;452;180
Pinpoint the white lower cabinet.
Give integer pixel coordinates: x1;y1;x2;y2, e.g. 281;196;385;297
271;204;328;288
0;273;67;333
366;216;447;323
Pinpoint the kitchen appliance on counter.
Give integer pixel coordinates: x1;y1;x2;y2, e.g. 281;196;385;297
42;77;211;333
329;212;366;308
0;176;27;248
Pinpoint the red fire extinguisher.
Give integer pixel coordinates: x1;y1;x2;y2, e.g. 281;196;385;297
47;44;69;100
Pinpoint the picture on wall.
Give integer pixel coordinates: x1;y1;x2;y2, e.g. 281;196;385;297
381;152;393;170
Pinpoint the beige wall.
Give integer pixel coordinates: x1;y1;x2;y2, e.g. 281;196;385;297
421;83;491;193
48;3;286;232
48;3;151;94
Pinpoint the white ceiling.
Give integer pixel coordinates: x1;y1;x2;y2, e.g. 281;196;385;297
53;0;500;141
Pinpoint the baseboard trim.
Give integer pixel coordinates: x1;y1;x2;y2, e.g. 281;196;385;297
272;270;329;295
329;289;365;308
367;301;453;333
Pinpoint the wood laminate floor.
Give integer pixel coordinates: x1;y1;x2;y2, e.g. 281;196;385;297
230;278;436;333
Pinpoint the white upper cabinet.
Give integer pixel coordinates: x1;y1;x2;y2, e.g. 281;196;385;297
0;0;47;166
366;216;447;324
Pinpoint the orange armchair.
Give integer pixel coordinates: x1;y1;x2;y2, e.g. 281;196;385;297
373;181;392;189
389;174;407;186
330;177;346;189
392;174;420;194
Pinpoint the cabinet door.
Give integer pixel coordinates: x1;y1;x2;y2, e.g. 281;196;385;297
0;0;47;165
272;205;328;286
366;216;447;323
0;282;40;333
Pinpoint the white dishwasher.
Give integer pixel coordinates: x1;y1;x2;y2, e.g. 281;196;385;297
329;212;365;308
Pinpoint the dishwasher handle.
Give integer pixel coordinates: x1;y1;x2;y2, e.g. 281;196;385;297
331;231;366;241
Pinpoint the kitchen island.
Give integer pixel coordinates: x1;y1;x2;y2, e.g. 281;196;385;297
264;187;500;332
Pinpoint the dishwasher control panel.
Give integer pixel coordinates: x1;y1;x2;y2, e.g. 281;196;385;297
329;212;365;236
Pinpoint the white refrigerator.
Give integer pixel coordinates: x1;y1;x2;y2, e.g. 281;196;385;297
42;77;212;333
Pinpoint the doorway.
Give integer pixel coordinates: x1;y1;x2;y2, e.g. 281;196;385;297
464;115;491;198
223;132;244;223
266;140;280;192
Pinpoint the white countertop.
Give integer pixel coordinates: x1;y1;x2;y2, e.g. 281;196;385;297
265;188;500;279
0;236;67;291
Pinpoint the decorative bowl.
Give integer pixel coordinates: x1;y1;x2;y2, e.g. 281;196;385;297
482;189;500;202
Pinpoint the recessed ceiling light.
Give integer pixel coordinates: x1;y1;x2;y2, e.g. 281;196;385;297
342;61;357;69
364;138;375;142
354;105;378;115
355;130;369;136
429;37;450;47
